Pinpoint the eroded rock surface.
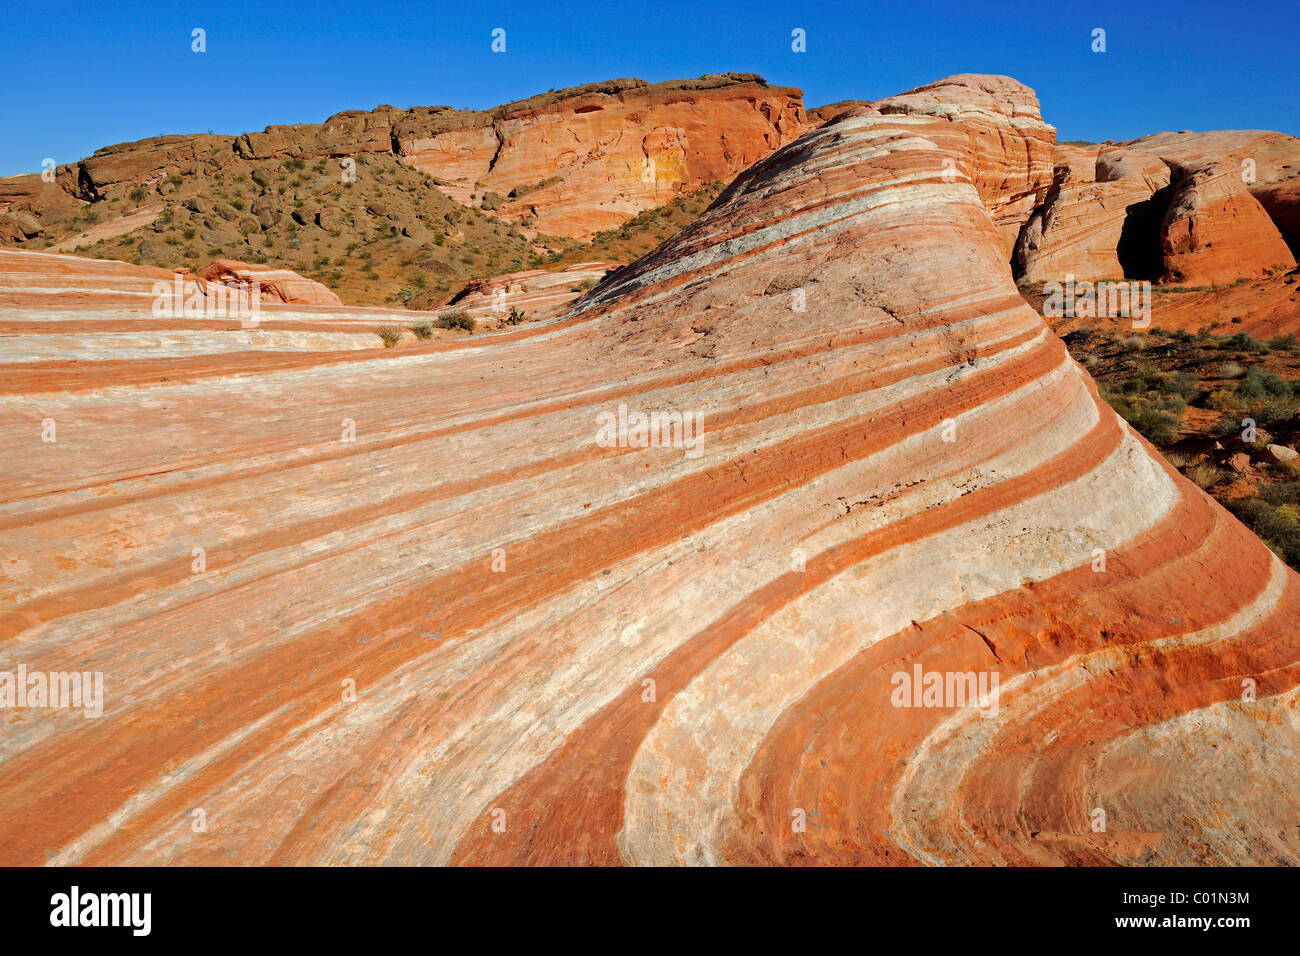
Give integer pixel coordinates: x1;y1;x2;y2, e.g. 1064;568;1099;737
0;77;1296;867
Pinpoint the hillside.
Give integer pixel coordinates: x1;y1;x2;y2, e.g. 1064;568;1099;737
0;74;809;306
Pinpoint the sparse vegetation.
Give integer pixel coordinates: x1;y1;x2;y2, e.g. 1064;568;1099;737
1061;324;1300;570
434;309;476;333
375;325;405;347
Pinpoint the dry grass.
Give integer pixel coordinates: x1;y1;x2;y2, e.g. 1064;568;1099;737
1184;461;1225;489
375;325;405;347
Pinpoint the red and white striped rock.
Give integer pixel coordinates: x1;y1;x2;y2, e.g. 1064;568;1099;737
0;76;1295;868
1160;162;1296;286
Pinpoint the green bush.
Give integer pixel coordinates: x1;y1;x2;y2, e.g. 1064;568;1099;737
434;309;475;333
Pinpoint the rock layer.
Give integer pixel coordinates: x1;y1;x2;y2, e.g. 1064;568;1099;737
0;76;1296;867
1160;161;1296;285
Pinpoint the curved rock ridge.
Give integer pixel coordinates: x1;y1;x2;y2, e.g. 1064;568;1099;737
0;77;1298;868
872;74;1056;253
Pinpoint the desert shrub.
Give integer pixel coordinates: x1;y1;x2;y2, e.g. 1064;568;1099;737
1224;332;1266;353
375;326;405;347
1217;361;1245;379
410;320;434;339
1227;495;1300;567
1103;389;1182;446
1268;333;1299;352
1184;461;1225;489
1165;370;1200;401
505;306;528;326
1207;387;1243;412
434;309;475;333
129;185;149;202
1237;367;1292;400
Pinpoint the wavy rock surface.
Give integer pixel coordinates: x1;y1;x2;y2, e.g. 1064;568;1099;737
0;77;1297;867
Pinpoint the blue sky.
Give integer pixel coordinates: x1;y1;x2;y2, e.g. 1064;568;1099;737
3;0;1296;177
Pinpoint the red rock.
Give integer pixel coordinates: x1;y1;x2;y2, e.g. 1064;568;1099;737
197;258;343;306
439;262;619;325
1251;175;1300;253
395;74;808;239
1160;161;1295;286
0;76;1295;869
1018;131;1300;284
1015;173;1157;283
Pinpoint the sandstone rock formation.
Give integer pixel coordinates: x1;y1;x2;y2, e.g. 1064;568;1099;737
198;258;344;306
1160;161;1296;285
1015;130;1300;286
0;75;1295;867
1252;175;1300;253
1015;173;1157;283
873;74;1056;253
391;75;807;238
439;262;617;322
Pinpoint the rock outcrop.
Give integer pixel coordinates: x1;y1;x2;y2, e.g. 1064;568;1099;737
0;75;1295;867
230;74;807;239
198;258;344;306
1160;161;1296;285
0;75;808;252
1015;172;1158;283
1016;130;1300;285
394;75;807;238
1251;175;1300;253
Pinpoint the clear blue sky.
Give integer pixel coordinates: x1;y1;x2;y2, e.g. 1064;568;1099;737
3;0;1296;177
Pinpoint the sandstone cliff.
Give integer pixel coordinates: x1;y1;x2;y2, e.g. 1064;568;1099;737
1015;129;1300;285
2;75;806;244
